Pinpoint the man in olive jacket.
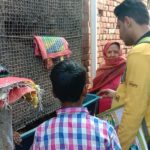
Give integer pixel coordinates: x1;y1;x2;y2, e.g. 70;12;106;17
101;0;150;149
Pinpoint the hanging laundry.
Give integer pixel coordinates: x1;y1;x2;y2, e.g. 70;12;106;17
34;36;71;69
0;76;43;150
0;77;43;109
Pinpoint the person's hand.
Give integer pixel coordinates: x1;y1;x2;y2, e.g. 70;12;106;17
99;89;116;98
13;131;22;145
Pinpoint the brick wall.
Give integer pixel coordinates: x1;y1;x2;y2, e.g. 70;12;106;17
82;0;148;89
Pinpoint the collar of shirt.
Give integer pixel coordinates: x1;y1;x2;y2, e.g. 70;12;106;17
56;107;89;115
135;30;150;44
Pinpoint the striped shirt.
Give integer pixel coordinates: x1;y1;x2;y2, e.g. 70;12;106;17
31;107;121;150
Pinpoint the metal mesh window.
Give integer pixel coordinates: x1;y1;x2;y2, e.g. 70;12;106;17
0;0;82;130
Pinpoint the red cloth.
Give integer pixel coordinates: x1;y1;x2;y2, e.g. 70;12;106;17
90;41;126;113
0;77;36;108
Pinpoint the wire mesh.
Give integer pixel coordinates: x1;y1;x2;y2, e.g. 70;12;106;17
0;0;82;131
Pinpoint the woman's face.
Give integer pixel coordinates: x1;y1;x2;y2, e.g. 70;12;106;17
106;44;120;58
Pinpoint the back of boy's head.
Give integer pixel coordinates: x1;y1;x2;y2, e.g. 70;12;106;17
50;60;86;103
114;0;149;25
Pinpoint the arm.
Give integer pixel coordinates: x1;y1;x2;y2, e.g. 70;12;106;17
118;54;150;150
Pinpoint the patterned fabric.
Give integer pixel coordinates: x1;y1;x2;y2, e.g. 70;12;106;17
34;36;71;69
0;77;43;109
0;65;9;78
31;107;121;150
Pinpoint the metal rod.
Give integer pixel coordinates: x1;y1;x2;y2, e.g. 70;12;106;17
0;35;83;39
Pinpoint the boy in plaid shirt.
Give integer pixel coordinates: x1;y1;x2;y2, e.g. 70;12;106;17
32;60;121;150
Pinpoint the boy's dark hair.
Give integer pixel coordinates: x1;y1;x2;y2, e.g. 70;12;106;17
50;60;86;103
114;0;149;25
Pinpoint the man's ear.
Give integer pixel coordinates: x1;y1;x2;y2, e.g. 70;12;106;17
124;16;132;27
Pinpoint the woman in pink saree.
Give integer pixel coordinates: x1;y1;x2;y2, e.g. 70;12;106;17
90;41;126;113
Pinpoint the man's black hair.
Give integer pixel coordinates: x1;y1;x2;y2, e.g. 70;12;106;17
50;60;86;103
114;0;149;25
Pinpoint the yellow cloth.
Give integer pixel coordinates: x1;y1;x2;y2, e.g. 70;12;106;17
112;42;150;150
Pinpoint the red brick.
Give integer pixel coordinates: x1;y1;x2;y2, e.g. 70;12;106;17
103;23;107;27
103;5;108;10
109;6;114;12
103;11;106;16
98;4;104;10
107;12;111;17
105;17;109;22
109;18;116;23
101;17;106;22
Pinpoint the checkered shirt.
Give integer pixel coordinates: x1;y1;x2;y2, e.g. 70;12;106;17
31;107;121;150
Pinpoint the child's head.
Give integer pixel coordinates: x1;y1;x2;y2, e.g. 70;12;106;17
50;60;87;104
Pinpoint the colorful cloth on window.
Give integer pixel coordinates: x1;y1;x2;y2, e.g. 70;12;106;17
34;36;71;69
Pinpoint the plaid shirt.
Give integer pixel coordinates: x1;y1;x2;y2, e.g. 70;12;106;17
32;107;121;150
